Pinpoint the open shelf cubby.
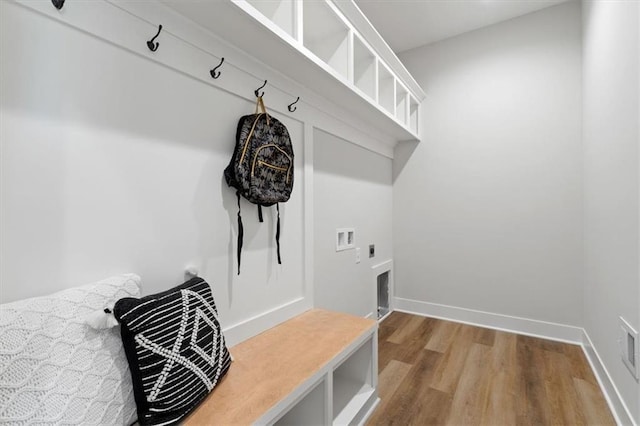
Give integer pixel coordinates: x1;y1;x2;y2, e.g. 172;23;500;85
409;96;419;135
353;34;377;101
303;0;350;80
275;379;327;426
245;0;297;39
378;62;395;116
395;81;408;125
164;0;424;145
332;337;375;424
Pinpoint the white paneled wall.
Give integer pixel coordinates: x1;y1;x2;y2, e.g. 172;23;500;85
313;129;393;318
0;0;396;345
0;1;307;344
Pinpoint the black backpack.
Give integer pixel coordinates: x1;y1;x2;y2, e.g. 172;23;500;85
224;97;294;274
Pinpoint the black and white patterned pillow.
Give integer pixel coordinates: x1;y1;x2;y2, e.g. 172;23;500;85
113;277;231;425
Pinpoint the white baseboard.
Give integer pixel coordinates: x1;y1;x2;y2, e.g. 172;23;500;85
377;310;392;323
393;297;636;425
582;330;637;426
223;297;311;346
394;297;583;344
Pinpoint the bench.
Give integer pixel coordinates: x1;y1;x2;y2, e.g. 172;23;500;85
184;309;379;425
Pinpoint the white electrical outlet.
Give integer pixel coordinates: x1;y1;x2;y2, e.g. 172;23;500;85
619;316;639;379
355;247;361;263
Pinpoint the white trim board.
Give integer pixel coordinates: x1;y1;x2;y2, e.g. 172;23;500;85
393;297;637;425
223;297;311;347
394;297;583;344
12;0;396;158
357;397;381;426
582;330;637;426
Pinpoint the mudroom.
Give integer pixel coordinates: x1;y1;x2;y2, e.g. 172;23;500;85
1;0;638;424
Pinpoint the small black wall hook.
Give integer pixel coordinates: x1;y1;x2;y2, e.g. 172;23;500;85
146;24;163;52
288;97;300;112
51;0;65;10
254;80;267;98
210;57;224;79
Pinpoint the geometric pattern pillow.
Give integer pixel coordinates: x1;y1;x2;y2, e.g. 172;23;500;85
0;274;141;425
113;277;231;426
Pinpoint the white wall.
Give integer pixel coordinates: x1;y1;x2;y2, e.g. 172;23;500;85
314;129;393;318
0;1;312;345
582;0;640;422
395;2;584;326
0;0;401;345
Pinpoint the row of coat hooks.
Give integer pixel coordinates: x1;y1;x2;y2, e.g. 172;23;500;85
254;80;298;111
50;0;301;113
145;24;301;112
256;86;301;111
144;24;300;112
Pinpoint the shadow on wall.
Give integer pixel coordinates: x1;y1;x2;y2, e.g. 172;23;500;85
314;129;390;185
392;140;419;183
1;2;242;155
188;154;239;303
190;166;282;303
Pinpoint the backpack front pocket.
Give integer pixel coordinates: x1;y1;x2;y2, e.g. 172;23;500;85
250;144;292;203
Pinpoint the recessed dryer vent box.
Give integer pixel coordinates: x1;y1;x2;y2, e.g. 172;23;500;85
336;228;355;251
619;316;639;379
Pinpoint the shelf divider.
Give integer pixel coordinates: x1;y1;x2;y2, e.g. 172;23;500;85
245;0;296;38
165;0;422;146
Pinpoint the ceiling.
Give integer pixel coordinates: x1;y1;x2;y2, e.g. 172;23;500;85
354;0;569;53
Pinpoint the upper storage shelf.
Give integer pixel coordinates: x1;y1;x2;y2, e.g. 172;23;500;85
163;0;425;143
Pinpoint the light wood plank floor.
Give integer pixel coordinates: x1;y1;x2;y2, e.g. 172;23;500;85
367;312;615;426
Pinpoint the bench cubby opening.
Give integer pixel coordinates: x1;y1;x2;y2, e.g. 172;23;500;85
332;335;376;424
184;309;378;426
275;378;328;425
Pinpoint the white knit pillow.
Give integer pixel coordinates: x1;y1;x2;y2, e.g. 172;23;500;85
0;274;141;425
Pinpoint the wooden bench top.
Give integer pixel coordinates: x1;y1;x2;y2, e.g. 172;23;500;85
184;309;376;425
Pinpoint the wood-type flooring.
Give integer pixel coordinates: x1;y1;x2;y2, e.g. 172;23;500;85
367;312;616;426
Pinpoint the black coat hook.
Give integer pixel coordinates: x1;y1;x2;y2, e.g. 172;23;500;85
254;80;267;98
210;57;224;79
288;97;300;112
51;0;64;10
146;24;162;52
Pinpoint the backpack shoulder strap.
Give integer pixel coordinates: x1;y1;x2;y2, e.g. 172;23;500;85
236;191;244;275
255;96;270;126
276;203;281;265
239;114;265;164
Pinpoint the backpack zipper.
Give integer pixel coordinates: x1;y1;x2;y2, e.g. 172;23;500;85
258;160;288;172
251;144;292;183
239;113;267;165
